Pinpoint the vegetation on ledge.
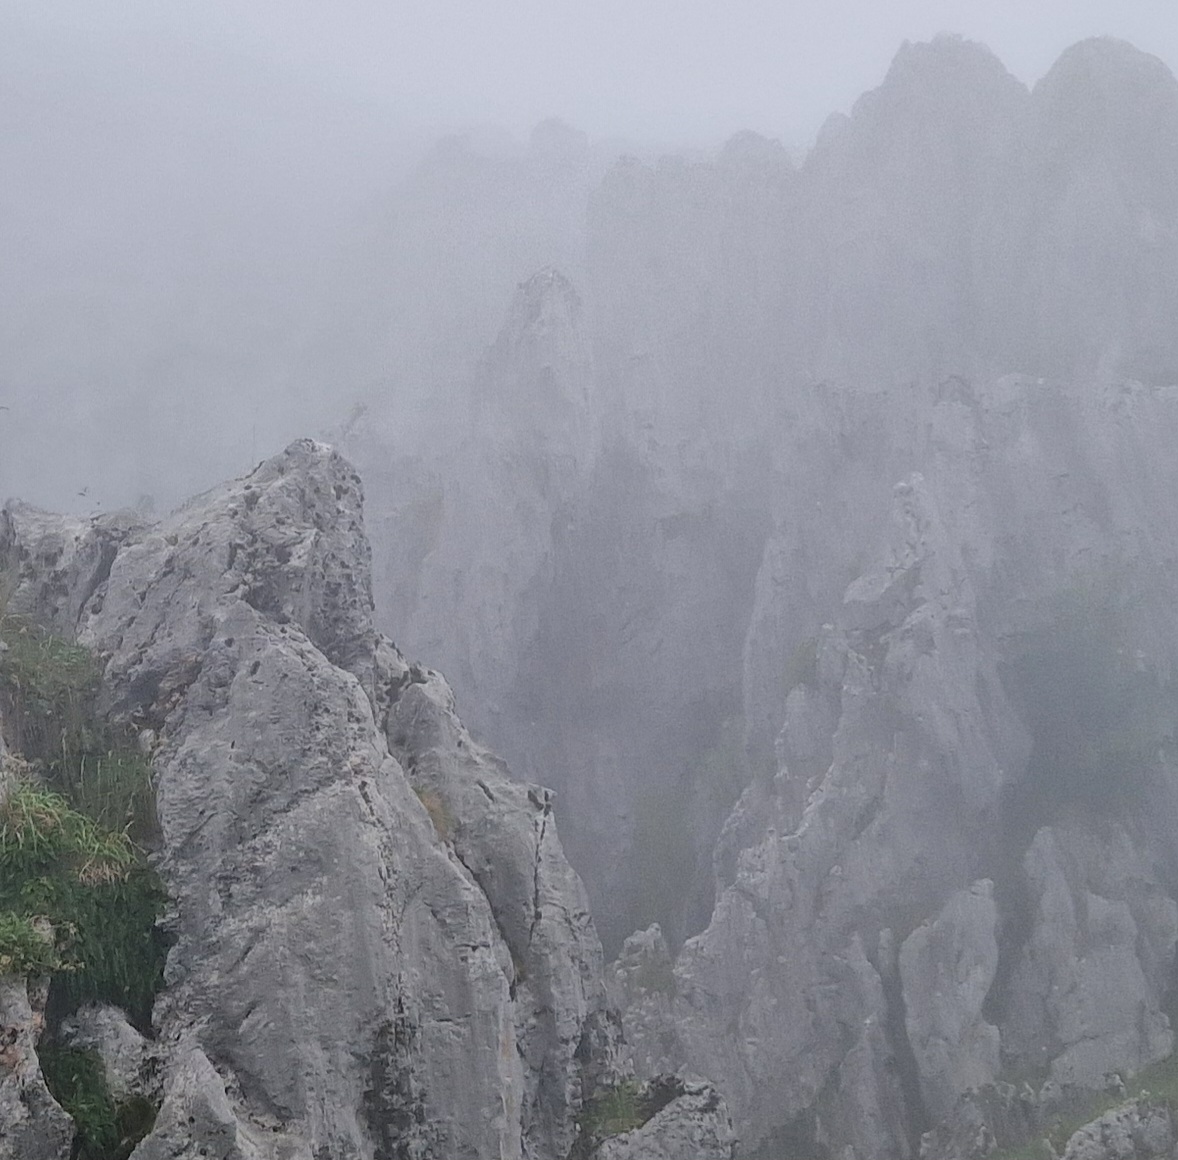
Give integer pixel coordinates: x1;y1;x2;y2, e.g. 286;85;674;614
39;1045;157;1160
0;610;168;1016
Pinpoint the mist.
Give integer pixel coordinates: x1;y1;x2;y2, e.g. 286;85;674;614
7;4;1178;1157
4;1;1177;515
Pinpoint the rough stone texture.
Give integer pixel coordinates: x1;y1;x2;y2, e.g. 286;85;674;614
0;440;629;1159
621;380;1178;1155
378;661;619;1160
589;1076;736;1160
129;1044;263;1160
621;474;1017;1159
0;975;73;1160
1060;1098;1175;1160
1000;825;1177;1087
0;504;142;637
900;881;1001;1121
61;1005;159;1104
351;264;769;952
607;926;679;1081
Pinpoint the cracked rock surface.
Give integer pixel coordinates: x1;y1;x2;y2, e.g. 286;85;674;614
1;440;635;1159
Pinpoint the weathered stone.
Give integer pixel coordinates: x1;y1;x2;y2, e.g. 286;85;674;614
380;662;620;1160
621;475;1015;1158
128;1044;261;1160
1060;1098;1175;1160
0;975;73;1160
3;440;628;1159
60;1005;159;1104
900;881;1001;1121
1000;826;1176;1088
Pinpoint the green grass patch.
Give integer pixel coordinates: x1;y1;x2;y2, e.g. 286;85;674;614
581;1080;647;1138
0;779;168;1027
0;616;169;1030
571;1077;687;1159
0;613;101;762
0;910;62;976
40;1046;156;1160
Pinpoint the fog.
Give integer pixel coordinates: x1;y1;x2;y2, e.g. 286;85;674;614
3;1;1177;515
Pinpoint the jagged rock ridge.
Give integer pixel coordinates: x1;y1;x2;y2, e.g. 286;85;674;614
0;441;730;1159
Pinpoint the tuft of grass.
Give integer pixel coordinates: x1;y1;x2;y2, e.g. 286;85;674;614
0;778;167;1027
0;780;135;885
570;1076;688;1159
0;910;62;976
40;1046;156;1160
54;749;158;847
0;614;101;762
581;1080;647;1138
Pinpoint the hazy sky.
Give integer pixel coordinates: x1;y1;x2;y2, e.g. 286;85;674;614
10;0;1178;148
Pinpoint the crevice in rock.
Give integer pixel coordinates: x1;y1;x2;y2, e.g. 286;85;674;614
981;778;1039;1031
74;534;122;629
530;796;552;940
879;939;933;1154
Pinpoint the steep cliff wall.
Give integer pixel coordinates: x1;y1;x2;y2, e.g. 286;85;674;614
619;374;1178;1155
352;37;1178;962
0;441;730;1159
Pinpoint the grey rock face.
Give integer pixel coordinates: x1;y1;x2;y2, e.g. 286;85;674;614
622;474;1014;1158
61;1005;158;1104
0;440;625;1159
379;663;619;1160
355;267;768;952
129;1044;263;1160
621;367;1178;1150
0;975;73;1160
607;926;679;1081
899;882;1000;1121
1000;826;1177;1087
1060;1098;1175;1160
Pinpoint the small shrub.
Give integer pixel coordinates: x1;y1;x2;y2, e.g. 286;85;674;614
571;1076;686;1158
631;956;677;997
987;1053;1178;1160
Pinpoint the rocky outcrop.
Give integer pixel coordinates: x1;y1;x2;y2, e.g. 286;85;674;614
0;440;646;1159
618;366;1178;1151
620;472;1017;1158
354;266;768;952
588;1076;736;1160
0;975;73;1160
899;882;1001;1121
60;1004;158;1105
1000;825;1177;1087
1060;1098;1175;1160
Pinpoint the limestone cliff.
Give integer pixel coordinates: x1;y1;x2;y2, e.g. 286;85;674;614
619;374;1178;1156
0;441;729;1159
